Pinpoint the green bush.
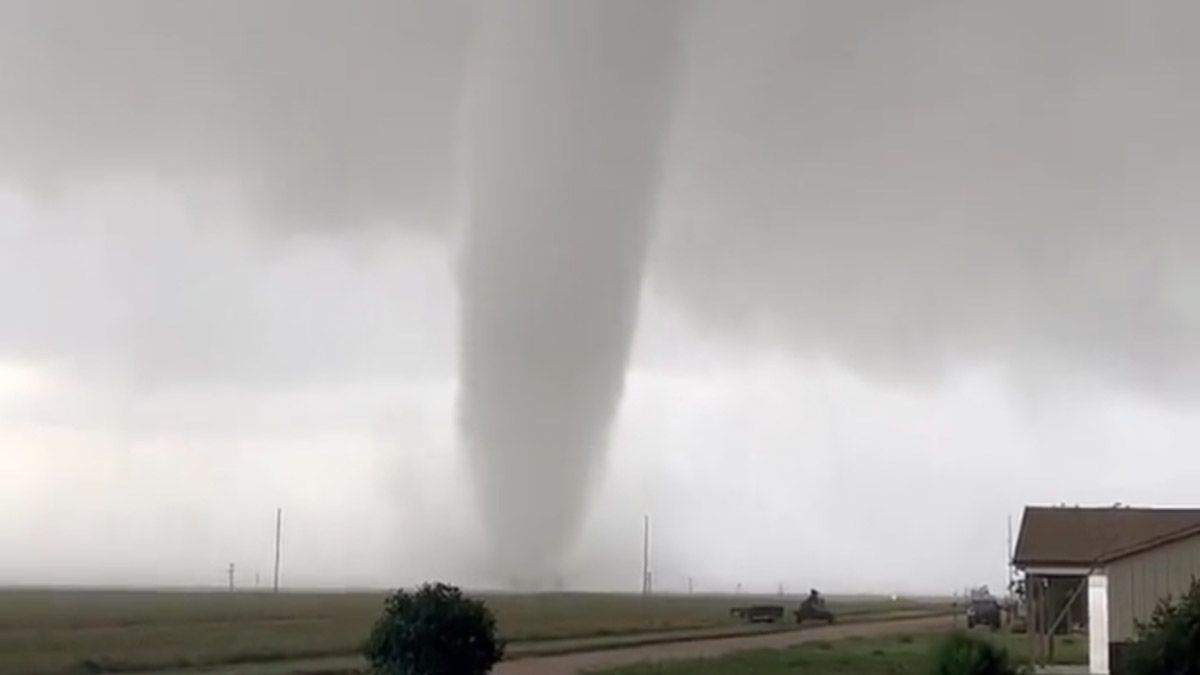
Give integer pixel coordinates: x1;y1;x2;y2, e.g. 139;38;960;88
1123;578;1200;675
930;632;1022;675
364;582;505;675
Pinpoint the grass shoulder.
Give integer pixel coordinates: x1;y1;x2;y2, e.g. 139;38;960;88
588;629;1088;675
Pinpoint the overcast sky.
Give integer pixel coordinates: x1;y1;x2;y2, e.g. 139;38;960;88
4;1;1200;596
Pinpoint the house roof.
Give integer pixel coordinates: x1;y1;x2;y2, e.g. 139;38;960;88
1013;506;1200;569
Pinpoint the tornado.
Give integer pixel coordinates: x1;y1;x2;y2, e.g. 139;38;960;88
458;1;686;583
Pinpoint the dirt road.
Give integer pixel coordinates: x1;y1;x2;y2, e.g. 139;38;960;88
494;614;954;675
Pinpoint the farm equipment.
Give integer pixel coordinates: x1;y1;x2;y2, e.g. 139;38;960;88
794;590;836;624
730;605;786;623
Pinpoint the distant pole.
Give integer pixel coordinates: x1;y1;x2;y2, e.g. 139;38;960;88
688;576;694;594
641;515;650;596
228;563;235;591
273;508;282;593
1007;515;1015;592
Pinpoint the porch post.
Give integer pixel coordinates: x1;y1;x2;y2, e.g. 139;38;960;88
1088;572;1110;675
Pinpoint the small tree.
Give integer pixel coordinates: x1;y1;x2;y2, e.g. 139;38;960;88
364;582;505;675
1123;578;1200;675
930;632;1022;675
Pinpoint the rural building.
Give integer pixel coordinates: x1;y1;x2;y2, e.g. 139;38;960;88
1014;506;1200;675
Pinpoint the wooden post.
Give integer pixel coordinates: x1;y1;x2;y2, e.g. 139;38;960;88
1030;575;1044;667
1026;578;1035;669
1041;578;1051;667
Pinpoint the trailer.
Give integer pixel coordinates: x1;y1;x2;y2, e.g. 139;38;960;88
729;605;786;623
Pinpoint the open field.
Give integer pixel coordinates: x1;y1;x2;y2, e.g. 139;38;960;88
0;589;950;675
591;627;1088;675
134;614;959;675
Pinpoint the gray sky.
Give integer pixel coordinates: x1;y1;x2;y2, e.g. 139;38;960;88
4;1;1200;595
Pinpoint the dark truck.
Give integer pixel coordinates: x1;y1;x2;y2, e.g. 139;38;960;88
794;591;836;624
966;596;1002;629
729;605;786;623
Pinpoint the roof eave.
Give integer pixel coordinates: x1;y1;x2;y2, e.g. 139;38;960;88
1097;522;1200;565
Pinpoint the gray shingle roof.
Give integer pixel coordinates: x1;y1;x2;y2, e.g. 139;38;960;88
1013;506;1200;568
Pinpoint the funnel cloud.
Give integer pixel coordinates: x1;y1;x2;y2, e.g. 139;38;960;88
459;1;686;580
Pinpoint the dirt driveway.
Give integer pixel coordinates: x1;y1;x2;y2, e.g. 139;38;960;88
494;614;954;675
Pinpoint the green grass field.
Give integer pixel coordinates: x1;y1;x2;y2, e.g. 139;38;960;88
591;629;1088;675
0;589;945;675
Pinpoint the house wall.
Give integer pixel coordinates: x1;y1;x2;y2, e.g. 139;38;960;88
1106;533;1200;642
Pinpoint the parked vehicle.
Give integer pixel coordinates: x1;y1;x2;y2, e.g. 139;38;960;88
730;605;786;623
794;589;836;624
966;596;1002;629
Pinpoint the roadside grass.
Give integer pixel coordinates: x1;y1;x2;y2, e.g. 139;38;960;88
589;628;1088;675
591;632;934;675
994;630;1088;666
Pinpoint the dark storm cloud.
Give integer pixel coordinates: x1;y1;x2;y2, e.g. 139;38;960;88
656;1;1200;395
0;0;471;229
4;1;1197;393
0;209;455;387
0;0;469;386
3;1;1200;586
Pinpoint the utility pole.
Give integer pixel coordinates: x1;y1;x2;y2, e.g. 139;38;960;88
228;563;235;591
641;515;650;596
273;508;282;593
1007;514;1015;593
